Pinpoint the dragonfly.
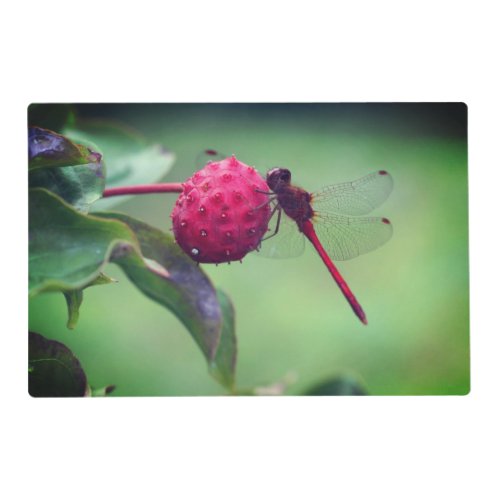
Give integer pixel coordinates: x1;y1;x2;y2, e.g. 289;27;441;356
199;150;394;324
259;167;393;324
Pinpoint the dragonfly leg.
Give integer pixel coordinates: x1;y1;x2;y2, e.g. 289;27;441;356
255;188;275;195
260;206;282;242
252;195;277;211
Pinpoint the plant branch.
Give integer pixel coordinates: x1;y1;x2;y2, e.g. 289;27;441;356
103;183;184;198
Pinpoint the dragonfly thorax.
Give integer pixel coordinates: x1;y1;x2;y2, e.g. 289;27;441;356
279;188;314;224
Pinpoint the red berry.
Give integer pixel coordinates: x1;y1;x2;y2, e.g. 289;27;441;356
171;156;272;263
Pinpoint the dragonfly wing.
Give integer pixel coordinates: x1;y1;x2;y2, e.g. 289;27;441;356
312;170;393;216
254;207;306;259
312;213;393;261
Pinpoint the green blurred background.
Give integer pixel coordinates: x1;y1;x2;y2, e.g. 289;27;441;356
28;103;469;395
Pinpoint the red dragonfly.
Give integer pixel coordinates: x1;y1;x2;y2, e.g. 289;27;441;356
258;168;393;325
200;151;393;324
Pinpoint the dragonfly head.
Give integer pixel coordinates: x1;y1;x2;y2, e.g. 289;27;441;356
266;168;292;192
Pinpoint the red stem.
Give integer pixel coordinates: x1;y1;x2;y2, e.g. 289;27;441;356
103;183;183;198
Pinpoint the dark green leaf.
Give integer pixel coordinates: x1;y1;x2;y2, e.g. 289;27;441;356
29;127;106;212
209;289;237;391
28;127;93;171
29;189;224;365
29;189;222;361
96;212;222;362
63;120;175;210
29;188;139;296
29;331;87;397
303;376;368;396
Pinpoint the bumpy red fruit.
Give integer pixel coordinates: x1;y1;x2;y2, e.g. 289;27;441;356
171;156;272;263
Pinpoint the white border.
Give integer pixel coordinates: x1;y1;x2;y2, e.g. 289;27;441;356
3;1;498;498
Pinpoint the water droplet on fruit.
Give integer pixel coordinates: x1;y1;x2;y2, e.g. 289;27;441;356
191;248;200;256
180;221;187;228
199;205;206;213
225;249;231;256
225;231;232;239
248;227;256;235
220;212;227;219
200;229;208;237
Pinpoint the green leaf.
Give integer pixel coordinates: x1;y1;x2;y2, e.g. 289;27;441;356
209;289;237;391
29;188;139;296
64;289;83;329
28;127;106;212
29;331;88;397
96;212;223;362
63;120;175;210
63;273;117;329
29;189;223;364
303;376;368;396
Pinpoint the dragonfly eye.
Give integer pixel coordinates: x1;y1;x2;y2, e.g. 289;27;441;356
267;167;291;191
